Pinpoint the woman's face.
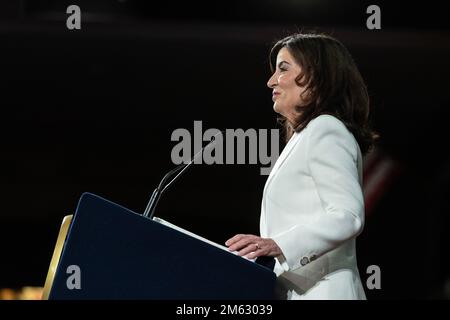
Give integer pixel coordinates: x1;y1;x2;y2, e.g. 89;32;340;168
267;47;308;122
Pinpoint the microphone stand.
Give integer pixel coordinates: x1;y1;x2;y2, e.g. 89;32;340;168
143;131;222;219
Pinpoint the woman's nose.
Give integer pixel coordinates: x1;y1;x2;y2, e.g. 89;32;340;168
267;73;277;89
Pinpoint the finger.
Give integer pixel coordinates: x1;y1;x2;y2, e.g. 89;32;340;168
228;238;251;252
246;249;264;260
238;243;260;256
228;236;258;252
225;234;245;246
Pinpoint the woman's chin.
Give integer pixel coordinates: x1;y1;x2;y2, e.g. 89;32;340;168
273;103;280;114
273;104;286;117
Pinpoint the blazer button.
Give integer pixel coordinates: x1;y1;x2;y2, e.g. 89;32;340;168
300;257;309;266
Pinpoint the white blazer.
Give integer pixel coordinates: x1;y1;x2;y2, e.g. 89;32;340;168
260;114;367;300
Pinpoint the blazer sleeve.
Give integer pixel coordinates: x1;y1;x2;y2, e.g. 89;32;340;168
271;116;365;272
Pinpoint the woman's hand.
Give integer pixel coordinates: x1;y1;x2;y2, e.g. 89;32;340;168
225;234;283;259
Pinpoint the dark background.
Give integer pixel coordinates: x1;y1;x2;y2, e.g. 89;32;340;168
1;0;449;299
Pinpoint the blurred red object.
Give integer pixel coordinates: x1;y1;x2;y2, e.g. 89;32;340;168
363;147;403;217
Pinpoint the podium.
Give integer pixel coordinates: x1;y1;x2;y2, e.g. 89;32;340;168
43;193;276;299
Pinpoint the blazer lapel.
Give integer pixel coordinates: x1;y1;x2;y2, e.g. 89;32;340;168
264;131;302;192
261;131;303;236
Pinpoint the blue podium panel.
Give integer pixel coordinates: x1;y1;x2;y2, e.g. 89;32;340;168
49;193;276;299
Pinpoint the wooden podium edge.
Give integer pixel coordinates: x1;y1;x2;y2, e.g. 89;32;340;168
42;215;73;300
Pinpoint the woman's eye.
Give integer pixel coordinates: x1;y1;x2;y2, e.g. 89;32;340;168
279;67;287;72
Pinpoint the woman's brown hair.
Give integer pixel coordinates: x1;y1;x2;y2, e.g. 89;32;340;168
269;32;379;155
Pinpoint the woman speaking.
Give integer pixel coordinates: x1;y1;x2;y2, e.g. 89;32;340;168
225;32;378;300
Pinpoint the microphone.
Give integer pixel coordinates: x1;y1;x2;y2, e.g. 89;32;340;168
143;130;223;219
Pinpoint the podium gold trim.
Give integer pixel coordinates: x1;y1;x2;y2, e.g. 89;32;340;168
42;215;73;300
